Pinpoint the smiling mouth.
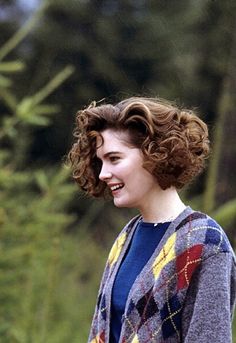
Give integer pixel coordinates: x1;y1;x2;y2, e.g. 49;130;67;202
110;183;124;191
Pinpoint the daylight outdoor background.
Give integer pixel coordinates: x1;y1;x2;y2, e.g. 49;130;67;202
1;0;236;342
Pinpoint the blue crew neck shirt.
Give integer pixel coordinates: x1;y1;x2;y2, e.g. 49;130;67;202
110;220;170;342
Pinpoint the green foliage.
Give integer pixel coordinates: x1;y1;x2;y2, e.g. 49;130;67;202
0;15;104;342
212;199;236;230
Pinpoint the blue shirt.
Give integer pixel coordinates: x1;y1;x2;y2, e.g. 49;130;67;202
110;220;170;342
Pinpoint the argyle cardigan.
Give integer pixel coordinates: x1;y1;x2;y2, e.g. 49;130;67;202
88;207;236;343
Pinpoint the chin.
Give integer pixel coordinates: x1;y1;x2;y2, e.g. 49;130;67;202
113;201;126;208
113;198;135;209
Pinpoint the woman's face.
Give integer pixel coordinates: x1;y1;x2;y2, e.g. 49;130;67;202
96;129;160;211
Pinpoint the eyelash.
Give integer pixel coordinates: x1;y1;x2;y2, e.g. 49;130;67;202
109;156;120;162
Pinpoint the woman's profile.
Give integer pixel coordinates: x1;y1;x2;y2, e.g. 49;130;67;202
68;97;236;343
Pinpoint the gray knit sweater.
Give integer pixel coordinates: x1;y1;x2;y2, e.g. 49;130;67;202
88;207;236;343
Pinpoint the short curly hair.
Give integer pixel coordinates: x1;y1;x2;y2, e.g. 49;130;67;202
68;97;210;197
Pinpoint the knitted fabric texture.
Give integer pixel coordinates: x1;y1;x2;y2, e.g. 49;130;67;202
88;207;236;343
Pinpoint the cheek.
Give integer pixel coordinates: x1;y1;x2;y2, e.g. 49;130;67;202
115;161;134;178
124;170;149;190
132;168;156;188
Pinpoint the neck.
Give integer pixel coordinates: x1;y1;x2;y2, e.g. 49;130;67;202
139;186;186;223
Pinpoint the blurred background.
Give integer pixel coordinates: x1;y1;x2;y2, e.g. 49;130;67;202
1;0;236;342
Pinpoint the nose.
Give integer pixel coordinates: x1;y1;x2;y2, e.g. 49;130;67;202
99;163;112;181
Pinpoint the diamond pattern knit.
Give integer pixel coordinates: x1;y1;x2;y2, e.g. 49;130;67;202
88;207;236;343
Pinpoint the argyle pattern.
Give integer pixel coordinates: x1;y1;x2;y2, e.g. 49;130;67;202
88;209;232;343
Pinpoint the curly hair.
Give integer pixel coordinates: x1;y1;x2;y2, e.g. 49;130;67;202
67;97;210;197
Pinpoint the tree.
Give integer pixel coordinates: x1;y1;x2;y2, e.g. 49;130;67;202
0;14;105;342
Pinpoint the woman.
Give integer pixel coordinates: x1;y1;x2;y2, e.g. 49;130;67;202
68;97;236;343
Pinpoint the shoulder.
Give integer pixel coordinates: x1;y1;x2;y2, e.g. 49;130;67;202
174;209;235;261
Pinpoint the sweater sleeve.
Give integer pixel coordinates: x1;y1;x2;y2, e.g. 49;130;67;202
182;252;236;343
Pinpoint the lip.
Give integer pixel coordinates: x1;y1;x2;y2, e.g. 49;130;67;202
108;182;124;194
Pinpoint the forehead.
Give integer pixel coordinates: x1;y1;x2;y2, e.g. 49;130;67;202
96;129;132;156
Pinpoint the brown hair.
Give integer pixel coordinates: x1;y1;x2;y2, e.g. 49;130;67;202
67;97;210;196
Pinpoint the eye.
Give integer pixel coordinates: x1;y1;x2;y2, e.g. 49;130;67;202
109;155;120;162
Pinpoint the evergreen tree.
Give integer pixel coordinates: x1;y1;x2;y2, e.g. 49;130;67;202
0;16;106;342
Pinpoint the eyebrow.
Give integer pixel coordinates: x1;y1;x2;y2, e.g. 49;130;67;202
104;151;121;157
